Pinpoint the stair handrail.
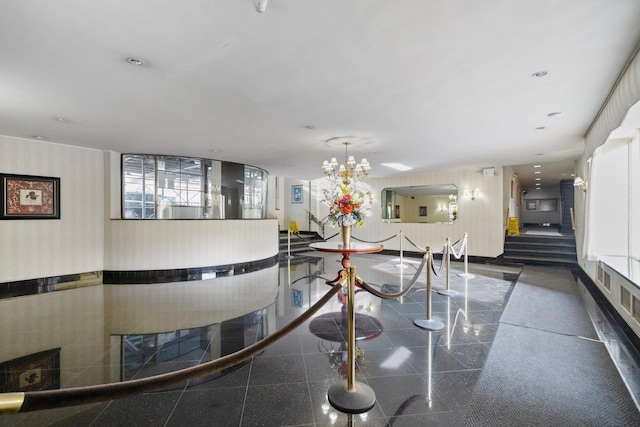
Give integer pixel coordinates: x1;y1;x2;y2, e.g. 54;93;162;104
570;207;576;231
307;211;328;238
0;283;343;414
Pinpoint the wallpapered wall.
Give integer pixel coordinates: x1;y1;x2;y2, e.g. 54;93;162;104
0;136;105;283
1;136;279;282
309;168;506;258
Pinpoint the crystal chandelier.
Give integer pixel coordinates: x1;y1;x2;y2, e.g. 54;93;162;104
322;140;371;186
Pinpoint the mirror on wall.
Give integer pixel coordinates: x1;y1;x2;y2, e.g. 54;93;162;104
381;184;458;223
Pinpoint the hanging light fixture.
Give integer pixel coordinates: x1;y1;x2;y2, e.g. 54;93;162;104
322;138;370;186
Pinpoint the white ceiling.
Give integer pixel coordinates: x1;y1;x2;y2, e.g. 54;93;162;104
2;1;640;188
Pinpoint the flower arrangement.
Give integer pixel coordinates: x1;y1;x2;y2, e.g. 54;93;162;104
323;184;371;227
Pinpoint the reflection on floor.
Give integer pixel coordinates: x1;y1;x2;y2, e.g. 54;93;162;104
1;252;638;426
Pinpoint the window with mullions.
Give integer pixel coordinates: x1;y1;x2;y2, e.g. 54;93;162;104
122;155;156;219
156;156;206;219
244;166;267;218
121;154;268;219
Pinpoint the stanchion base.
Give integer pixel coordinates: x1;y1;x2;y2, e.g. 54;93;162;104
327;380;376;414
414;318;445;331
457;273;475;278
437;289;459;297
395;263;408;269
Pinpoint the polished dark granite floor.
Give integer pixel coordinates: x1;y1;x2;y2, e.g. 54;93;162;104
1;252;638;426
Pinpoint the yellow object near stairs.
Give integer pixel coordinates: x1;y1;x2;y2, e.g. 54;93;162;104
507;217;520;236
289;220;299;235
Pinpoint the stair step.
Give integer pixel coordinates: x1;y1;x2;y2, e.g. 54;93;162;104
502;255;578;267
504;244;576;253
503;231;577;268
279;231;325;256
504;248;576;258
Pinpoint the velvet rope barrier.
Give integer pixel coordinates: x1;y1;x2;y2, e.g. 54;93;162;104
0;283;343;415
355;256;426;300
351;232;400;245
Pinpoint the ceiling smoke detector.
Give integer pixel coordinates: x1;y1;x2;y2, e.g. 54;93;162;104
126;57;145;66
253;0;268;12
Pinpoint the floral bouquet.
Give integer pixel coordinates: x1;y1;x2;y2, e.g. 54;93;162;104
323;184;371;227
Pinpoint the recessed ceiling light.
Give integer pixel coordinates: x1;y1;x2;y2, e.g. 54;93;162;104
126;57;145;66
381;163;412;171
535;178;541;181
532;70;548;78
547;112;563;118
533;165;542;168
534;171;541;174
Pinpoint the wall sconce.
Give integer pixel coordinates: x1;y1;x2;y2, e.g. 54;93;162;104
464;188;480;200
573;177;587;192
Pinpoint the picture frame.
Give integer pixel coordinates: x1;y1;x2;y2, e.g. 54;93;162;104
1;174;60;219
0;348;61;392
419;206;427;216
292;185;303;204
395;205;400;218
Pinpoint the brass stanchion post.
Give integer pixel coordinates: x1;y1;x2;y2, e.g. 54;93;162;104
395;230;408;269
457;233;475;278
438;238;459;296
346;265;356;391
285;228;294;259
327;264;376;413
414;247;444;330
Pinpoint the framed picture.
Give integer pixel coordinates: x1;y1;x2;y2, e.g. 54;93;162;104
292;185;303;204
395;205;400;218
526;200;537;210
1;174;60;219
0;348;61;392
419;206;427;216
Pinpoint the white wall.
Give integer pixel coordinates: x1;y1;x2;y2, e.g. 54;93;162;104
105;218;278;270
0;136;105;282
1;137;279;282
283;178;312;232
310;168;505;257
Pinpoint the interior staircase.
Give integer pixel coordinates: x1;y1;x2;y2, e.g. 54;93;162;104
502;230;578;268
279;230;325;257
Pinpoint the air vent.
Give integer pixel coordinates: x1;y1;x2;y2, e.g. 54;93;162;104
597;264;604;284
621;287;631;313
603;271;611;291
